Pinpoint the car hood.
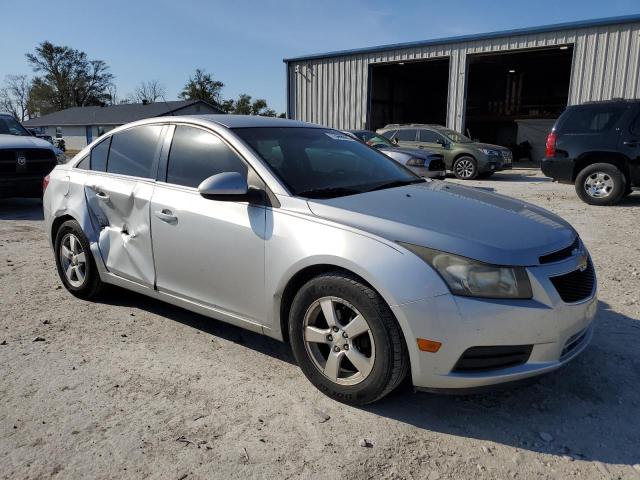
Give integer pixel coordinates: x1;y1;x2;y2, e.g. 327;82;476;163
306;181;576;266
471;142;510;153
380;146;442;157
0;134;55;150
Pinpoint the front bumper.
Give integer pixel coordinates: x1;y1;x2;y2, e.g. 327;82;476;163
0;176;45;198
392;253;597;390
410;166;446;178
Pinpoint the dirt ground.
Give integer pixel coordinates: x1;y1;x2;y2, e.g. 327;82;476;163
1;167;639;480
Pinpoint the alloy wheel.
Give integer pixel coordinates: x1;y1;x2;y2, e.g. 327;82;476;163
584;172;614;198
302;296;376;386
455;159;475;179
59;233;87;288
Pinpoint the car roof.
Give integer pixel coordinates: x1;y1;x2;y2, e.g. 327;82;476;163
185;114;320;129
381;124;447;130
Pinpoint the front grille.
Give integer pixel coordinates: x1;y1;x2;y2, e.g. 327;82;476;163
428;158;445;171
0;148;56;177
550;259;595;303
539;237;580;264
561;327;590;359
453;345;533;372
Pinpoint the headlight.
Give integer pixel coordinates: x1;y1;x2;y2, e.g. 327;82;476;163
406;157;426;167
479;148;500;156
399;243;533;299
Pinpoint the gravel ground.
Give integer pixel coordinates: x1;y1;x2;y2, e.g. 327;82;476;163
1;168;639;480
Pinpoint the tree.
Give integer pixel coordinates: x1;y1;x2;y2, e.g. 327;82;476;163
131;80;166;103
179;69;224;108
225;93;277;117
0;75;33;121
25;41;114;113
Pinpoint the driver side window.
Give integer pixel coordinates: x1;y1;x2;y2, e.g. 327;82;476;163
165;126;248;188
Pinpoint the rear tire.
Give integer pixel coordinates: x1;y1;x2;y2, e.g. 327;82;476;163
453;156;478;180
54;219;104;299
574;163;626;206
289;271;409;405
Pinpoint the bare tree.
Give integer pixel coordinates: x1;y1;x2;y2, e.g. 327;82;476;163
0;74;33;121
132;80;166;103
105;84;119;105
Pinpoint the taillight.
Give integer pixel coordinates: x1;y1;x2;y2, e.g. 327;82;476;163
42;174;50;193
545;131;557;158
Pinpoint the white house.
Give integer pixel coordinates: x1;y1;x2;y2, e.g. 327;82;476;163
23;100;224;151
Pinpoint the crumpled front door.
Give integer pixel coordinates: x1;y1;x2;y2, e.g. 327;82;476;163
85;175;155;287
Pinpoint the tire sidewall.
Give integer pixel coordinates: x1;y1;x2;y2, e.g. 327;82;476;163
289;275;399;405
54;220;98;296
453;156;478;180
575;163;626;206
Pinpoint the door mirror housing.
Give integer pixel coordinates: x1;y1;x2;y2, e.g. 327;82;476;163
198;172;249;200
391;137;399;145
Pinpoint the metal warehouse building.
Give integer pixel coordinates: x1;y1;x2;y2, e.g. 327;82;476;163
285;15;640;160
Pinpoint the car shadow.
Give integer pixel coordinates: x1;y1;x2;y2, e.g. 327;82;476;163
97;286;639;465
0;198;44;220
365;300;640;466
98;286;296;366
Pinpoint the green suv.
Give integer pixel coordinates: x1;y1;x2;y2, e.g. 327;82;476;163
377;124;512;180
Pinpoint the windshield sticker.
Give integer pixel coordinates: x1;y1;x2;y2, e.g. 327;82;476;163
325;132;355;141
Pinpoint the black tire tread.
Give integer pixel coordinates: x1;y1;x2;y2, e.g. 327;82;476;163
574;162;626;206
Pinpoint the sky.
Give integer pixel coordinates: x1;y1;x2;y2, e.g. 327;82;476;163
1;0;639;114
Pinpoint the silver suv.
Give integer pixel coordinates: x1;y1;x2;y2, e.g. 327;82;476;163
43;115;596;404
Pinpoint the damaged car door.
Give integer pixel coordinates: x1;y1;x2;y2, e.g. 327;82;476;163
85;125;165;287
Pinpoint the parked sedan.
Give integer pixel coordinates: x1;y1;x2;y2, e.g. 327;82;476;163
347;130;445;178
44;115;596;405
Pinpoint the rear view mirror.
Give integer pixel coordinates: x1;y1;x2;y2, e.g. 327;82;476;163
198;172;249;200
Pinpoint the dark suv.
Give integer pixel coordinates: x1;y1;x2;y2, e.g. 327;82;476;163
541;99;640;205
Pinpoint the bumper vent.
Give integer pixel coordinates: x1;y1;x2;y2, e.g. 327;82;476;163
539;237;579;264
428;158;446;171
453;345;533;372
550;260;595;303
561;327;590;359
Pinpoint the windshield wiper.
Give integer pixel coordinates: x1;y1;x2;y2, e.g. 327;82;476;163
366;178;425;193
297;186;362;199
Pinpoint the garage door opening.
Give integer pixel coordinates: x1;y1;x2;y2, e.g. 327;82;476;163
368;58;449;131
464;45;573;161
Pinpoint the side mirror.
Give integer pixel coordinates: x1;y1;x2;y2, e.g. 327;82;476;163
198;172;249;200
392;137;399;145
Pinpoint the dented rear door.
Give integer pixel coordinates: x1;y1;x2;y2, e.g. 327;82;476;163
84;124;165;287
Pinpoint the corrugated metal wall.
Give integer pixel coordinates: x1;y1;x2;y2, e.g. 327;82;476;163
287;20;640;131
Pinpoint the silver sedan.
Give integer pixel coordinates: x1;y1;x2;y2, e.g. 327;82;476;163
43;115;597;404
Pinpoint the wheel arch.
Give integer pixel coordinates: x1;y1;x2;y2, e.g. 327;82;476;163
278;264;380;343
51;214;77;241
572;152;630;182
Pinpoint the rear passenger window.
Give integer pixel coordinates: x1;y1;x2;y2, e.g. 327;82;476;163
75;155;90;170
107;125;163;178
90;137;110;171
419;129;442;143
166;126;247;188
561;104;627;134
396;129;417;141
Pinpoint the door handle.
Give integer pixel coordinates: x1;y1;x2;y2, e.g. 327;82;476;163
154;209;178;223
95;191;110;201
623;140;638;147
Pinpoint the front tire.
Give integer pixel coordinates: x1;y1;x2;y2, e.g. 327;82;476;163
289;272;409;405
54;219;104;299
575;163;626;206
453;156;478;180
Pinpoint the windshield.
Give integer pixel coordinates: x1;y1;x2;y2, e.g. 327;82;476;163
441;129;472;143
234;127;421;198
353;131;394;148
0;116;31;136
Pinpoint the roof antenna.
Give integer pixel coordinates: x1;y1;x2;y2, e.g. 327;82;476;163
160;95;175;116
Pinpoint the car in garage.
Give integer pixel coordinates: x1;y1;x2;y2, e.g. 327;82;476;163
377;124;513;180
43;115;596;405
346;130;445;178
0;113;63;198
541;99;640;206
